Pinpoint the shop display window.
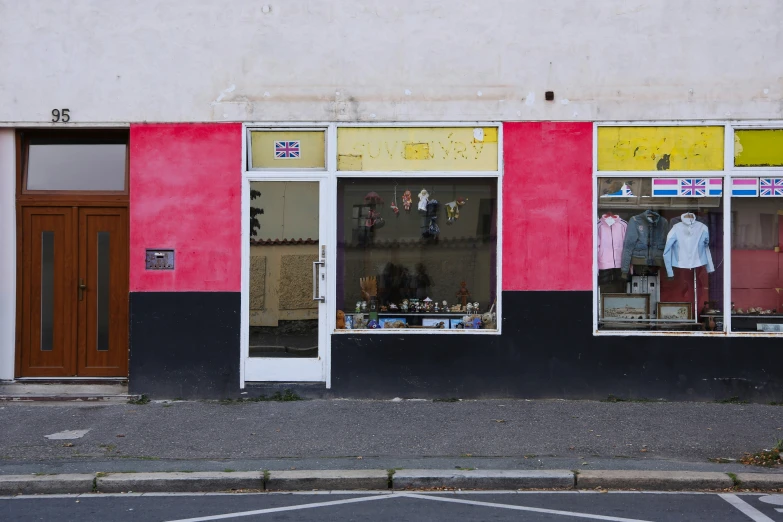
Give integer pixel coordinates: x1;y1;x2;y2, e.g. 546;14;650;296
336;177;498;331
596;177;724;332
730;196;783;332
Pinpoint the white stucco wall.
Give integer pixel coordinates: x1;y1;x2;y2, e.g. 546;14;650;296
1;0;781;124
0;130;16;379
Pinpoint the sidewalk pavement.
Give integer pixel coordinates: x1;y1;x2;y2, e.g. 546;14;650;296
1;398;781;492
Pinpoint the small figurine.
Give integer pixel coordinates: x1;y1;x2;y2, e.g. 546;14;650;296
423;297;433;312
473;302;480;312
402;190;412;212
361;301;368;312
467;303;474;313
353;314;367;329
444;197;467;224
418;189;429;212
367;319;380;329
442;300;448;310
434;302;439;313
401;299;409;312
391;186;400;216
456;281;471;308
380;305;388;312
336;310;346;329
389;303;398;311
355;301;362;313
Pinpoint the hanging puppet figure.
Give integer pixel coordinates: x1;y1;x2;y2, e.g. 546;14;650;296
402;190;412;212
418;189;429;212
445;197;467;224
390;186;400;216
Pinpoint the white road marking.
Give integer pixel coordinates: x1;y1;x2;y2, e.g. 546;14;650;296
163;494;396;522
719;494;776;522
44;429;90;440
402;493;652;522
759;495;783;506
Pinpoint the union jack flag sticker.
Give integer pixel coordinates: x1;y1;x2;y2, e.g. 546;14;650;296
760;178;783;197
274;141;300;159
679;178;706;197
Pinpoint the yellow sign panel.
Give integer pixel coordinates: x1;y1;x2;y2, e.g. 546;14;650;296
734;129;783;167
337;127;498;171
597;126;724;171
250;131;325;169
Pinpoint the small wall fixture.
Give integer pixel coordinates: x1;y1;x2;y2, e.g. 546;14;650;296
545;91;555;101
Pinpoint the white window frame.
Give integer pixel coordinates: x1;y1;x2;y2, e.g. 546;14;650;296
592;121;783;337
241;122;504;388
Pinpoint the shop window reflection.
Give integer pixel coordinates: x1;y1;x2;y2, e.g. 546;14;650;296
336;177;498;331
596;177;724;332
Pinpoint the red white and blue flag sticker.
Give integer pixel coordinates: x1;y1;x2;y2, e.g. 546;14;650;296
274;141;300;159
760;178;783;197
679;178;706;197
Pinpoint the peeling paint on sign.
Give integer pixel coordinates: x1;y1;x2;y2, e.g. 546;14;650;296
734;129;783;167
597;126;724;171
337;127;498;171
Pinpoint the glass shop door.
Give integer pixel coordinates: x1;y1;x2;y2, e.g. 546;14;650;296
243;179;329;382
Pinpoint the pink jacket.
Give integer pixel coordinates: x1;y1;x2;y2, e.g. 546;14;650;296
597;216;627;270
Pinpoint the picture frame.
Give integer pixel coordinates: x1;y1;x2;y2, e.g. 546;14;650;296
379;317;407;328
449;318;465;329
656;302;693;321
422;318;449;329
601;293;651;320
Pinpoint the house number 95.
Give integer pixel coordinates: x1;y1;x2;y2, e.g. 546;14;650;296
51;109;70;123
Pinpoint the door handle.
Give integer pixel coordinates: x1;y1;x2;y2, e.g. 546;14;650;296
312;261;325;302
78;278;86;301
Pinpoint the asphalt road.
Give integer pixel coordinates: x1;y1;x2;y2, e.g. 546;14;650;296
2;400;782;475
3;492;783;522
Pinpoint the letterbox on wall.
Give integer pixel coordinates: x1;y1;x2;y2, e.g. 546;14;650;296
145;249;175;270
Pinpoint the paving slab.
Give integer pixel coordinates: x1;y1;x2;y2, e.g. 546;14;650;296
393;469;574;490
735;472;783;490
0;474;94;495
96;471;262;493
577;470;733;490
265;469;388;490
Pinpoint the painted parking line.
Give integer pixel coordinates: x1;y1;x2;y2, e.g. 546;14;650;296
720;494;776;522
165;492;652;522
403;493;651;522
164;494;395;522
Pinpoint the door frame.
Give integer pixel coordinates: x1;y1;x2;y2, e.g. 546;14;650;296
241;125;336;388
240;177;332;384
14;129;130;378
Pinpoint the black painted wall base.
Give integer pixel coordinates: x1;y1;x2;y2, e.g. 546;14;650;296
126;290;783;402
330;291;783;402
129;292;240;399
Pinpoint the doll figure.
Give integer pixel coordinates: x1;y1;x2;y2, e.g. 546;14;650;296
445;198;467;224
418;189;429;212
402;190;412;212
336;310;346;329
355;301;362;313
456;281;471;308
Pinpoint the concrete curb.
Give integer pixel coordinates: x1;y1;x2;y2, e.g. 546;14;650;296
266;470;388;491
393;469;574;490
0;470;782;494
0;474;95;495
576;470;733;490
96;472;263;493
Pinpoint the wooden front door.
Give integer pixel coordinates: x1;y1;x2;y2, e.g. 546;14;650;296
19;207;128;377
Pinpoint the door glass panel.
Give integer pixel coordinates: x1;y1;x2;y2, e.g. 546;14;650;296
249;181;320;358
97;231;110;351
40;231;55;351
27;144;126;191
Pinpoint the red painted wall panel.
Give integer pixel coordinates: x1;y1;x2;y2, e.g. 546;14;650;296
502;122;593;291
130;124;242;292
